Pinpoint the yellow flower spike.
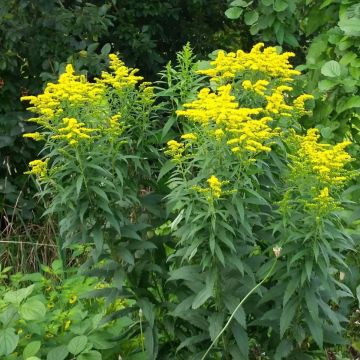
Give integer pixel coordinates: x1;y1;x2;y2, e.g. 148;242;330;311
165;140;185;162
51;117;96;145
198;43;301;83
23;132;44;141
289;128;354;188
24;158;49;179
181;133;197;141
96;53;143;90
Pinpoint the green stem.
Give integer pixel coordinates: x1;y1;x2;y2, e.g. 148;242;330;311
200;258;278;360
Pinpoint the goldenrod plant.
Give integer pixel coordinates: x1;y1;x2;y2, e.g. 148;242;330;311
164;43;357;359
21;45;358;359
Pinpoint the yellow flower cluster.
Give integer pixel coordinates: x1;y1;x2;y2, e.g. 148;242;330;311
207;175;223;198
165;140;186;162
265;85;294;116
192;175;232;200
306;187;340;216
51;117;96;145
293;129;353;186
181;133;197;141
21;64;104;126
242;80;269;96
23;132;44;141
293;94;314;115
198;43;301;83
176;84;276;155
24;159;49;179
96;54;143;90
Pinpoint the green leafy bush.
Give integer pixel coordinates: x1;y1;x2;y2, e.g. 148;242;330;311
21;44;358;359
0;261;144;360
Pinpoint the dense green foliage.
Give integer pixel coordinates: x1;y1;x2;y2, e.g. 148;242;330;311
0;0;242;226
1;1;359;359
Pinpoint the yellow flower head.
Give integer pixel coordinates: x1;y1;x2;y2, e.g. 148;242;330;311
165;140;185;162
51;117;96;145
23;132;44;141
181;133;197;141
198;43;301;83
24;158;49;179
96;54;143;90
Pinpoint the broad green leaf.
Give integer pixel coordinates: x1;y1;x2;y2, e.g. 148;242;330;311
0;328;19;356
318;79;337;91
225;7;243;19
274;0;288;12
47;345;69;360
20;299;46;320
4;284;35;305
356;285;360;307
23;341;41;358
77;351;102;360
68;335;88;355
337;96;360;113
321;60;341;77
230;0;248;6
339;18;360;36
244;10;259;25
26;357;41;360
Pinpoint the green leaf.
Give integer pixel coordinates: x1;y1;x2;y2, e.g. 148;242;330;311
339;18;360;36
280;298;297;337
192;271;215;309
274;0;288;12
20;299;46;321
168;265;201;281
47;346;69;360
283;276;300;307
305;288;318;320
77;351;102;360
225;7;243;19
318;79;337;91
158;160;176;181
0;328;19;356
321;60;341;77
101;43;111;55
274;339;293;360
337;96;360;113
306;314;323;348
244;10;259;25
356;285;360;307
68;335;88;355
23;341;41;359
230;0;249;6
4;284;34;305
262;0;274;5
208;312;225;341
138;298;155;328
